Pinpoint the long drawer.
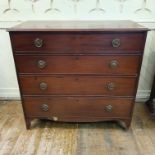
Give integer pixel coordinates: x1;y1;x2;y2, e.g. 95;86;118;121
19;75;137;96
10;32;146;53
23;96;133;120
15;54;141;75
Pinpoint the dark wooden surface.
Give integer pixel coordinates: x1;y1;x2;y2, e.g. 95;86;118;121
9;21;148;129
11;32;146;53
19;75;137;96
23;97;133;119
15;54;141;75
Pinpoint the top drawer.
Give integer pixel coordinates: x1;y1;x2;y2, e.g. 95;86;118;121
10;32;146;53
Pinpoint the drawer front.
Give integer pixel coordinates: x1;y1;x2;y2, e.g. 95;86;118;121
15;55;141;75
19;75;137;96
11;32;146;53
23;97;133;120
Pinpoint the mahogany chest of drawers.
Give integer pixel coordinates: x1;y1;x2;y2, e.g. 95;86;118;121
8;21;148;129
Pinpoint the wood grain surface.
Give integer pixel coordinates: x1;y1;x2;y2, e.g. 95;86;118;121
7;20;148;32
0;101;155;155
10;32;146;53
14;54;141;75
19;75;137;96
23;97;133;119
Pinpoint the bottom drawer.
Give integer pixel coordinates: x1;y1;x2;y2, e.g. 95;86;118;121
23;97;134;121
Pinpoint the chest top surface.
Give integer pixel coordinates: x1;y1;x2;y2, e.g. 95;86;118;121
8;20;148;32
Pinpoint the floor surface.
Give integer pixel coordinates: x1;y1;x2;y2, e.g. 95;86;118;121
0;101;155;155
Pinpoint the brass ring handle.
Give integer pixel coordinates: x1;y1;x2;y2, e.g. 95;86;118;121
105;105;113;112
107;82;116;91
109;60;119;69
112;39;121;48
39;82;48;90
41;104;49;111
34;38;43;48
37;60;47;69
